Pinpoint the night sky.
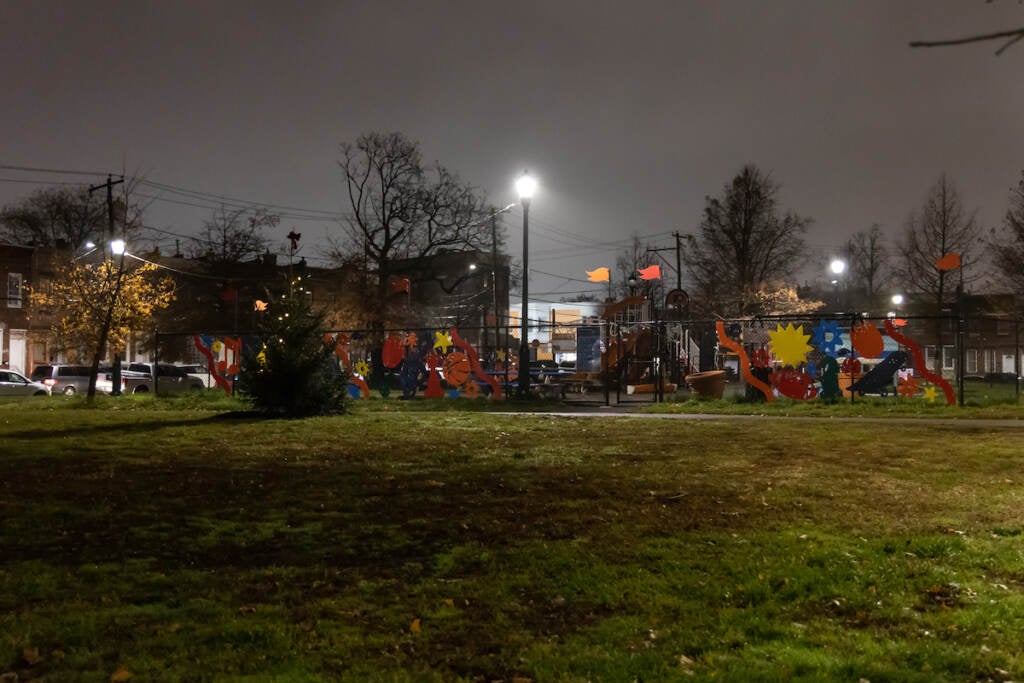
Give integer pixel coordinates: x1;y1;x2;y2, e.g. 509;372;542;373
3;1;1022;302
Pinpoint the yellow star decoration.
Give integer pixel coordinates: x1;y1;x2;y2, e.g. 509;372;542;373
433;331;453;353
496;350;506;361
922;385;938;403
353;360;371;377
767;323;812;367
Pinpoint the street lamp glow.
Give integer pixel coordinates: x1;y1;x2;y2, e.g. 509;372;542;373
891;294;904;306
829;258;846;276
514;171;536;398
515;172;537;201
110;239;126;256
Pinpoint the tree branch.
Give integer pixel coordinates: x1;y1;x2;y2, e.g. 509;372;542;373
910;27;1024;55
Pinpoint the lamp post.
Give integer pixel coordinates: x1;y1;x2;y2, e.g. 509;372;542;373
515;171;536;398
889;293;904;320
88;238;129;399
829;258;847;311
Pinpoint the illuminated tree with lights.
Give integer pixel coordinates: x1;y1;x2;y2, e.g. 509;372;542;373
237;279;348;416
29;256;176;396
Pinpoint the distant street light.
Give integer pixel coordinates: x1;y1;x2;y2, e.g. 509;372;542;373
889;293;905;326
515;171;536;398
829;258;847;310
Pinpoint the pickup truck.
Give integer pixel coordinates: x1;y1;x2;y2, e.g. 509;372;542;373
119;362;205;395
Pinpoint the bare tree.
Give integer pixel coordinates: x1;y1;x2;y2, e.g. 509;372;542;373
683;165;811;316
843;224;890;307
896;174;981;374
335;131;496;327
188;206;278;265
990;169;1024;294
1;182;145;252
1;186;110;249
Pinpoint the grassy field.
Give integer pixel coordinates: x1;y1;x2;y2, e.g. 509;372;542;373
3;396;1024;681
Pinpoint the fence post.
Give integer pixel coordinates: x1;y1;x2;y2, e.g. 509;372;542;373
957;306;966;408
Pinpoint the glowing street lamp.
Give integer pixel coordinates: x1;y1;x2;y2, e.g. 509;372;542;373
829;258;847;310
515;171;536;398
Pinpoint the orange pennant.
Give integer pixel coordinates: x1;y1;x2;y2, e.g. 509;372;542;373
638;265;661;280
935;253;961;271
586;267;610;282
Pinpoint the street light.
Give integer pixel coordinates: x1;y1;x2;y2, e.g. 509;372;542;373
829;258;847;310
515;171;536;397
889;293;905;326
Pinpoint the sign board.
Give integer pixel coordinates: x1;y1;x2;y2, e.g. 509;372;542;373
665;288;689;309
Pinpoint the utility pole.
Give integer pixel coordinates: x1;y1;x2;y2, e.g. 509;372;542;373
89;175;124;245
646;234;684;291
87;175;125;398
674;231;682;292
491;212;500;367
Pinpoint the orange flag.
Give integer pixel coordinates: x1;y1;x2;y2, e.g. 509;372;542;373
638;264;662;280
586;267;610;282
935;253;961;271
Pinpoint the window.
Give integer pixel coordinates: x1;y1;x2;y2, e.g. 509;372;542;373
6;272;22;308
996;319;1012;336
925;346;936;367
966;348;978;374
984;349;997;373
942;346;956;370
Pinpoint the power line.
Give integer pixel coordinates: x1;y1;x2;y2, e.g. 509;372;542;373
0;177;90;187
138;179;346;220
0;163;114;177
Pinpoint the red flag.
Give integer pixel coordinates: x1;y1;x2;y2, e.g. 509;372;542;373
935;253;961;271
638;264;662;280
586;267;610;282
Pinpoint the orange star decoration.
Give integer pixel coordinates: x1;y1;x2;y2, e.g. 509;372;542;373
922;385;939;403
254;299;268;312
433;331;453;353
897;375;920;398
404;332;418;348
767;323;812;367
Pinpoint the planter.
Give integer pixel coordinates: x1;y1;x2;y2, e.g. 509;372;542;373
686;370;726;399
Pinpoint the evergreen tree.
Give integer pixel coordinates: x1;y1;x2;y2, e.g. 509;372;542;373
237;279;348;416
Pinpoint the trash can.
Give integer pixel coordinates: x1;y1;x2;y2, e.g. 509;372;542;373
686;370;726;399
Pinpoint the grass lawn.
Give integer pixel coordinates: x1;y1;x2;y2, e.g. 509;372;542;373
3;396;1024;681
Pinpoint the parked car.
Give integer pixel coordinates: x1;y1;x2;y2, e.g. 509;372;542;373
0;369;51;397
121;362;205;394
29;364;114;395
177;363;217;389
